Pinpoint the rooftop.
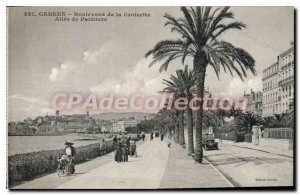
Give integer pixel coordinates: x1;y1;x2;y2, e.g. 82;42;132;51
279;46;294;58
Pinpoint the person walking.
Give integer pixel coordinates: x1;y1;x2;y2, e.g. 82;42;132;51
113;135;118;161
150;132;153;141
99;138;106;155
64;140;76;174
123;144;129;162
123;137;130;162
116;138;123;162
155;131;159;138
161;134;164;141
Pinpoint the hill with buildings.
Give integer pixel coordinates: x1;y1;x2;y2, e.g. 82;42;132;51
91;112;155;121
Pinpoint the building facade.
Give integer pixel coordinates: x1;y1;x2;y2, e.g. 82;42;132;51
112;119;138;132
262;44;294;117
262;62;280;117
244;90;263;116
278;46;294;113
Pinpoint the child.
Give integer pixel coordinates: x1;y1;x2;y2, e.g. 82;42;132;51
57;154;69;172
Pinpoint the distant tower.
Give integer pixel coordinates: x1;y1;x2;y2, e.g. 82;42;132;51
87;111;89;118
56;110;59;117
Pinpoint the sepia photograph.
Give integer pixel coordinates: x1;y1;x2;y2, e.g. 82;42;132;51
6;6;295;190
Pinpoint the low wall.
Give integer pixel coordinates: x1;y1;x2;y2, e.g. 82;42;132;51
214;132;245;142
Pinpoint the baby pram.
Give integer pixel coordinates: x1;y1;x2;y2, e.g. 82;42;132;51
57;154;72;176
129;140;137;157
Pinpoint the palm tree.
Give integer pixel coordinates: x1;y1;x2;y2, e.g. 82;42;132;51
158;108;176;138
285;100;295;129
160;71;186;145
274;114;288;127
236;112;263;133
160;66;196;147
146;6;256;162
262;116;275;128
178;65;196;155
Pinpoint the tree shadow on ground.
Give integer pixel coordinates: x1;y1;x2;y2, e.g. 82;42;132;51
205;152;237;157
208;156;291;167
73;172;90;175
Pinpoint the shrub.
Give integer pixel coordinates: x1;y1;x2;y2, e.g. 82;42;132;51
8;141;113;188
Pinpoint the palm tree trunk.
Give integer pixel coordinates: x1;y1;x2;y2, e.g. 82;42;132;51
186;97;194;155
175;111;179;143
179;111;185;145
194;53;207;163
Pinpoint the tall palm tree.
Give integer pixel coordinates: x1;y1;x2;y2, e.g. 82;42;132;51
158;108;176;138
146;6;256;162
160;70;187;145
178;65;196;155
160;66;196;147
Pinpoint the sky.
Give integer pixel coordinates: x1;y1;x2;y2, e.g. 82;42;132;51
8;6;294;121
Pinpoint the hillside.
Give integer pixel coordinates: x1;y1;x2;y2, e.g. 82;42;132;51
91;112;156;120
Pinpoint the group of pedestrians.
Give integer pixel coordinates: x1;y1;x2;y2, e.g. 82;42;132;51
150;131;164;141
113;135;136;163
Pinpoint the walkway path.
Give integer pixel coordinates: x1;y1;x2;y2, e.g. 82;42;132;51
160;140;231;188
56;138;169;189
13;137;231;189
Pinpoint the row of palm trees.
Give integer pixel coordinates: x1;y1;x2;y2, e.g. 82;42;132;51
145;6;256;163
160;65;195;154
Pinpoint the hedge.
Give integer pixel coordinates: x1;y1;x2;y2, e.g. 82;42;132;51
8;140;114;188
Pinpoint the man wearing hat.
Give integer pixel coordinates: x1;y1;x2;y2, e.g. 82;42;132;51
64;140;76;174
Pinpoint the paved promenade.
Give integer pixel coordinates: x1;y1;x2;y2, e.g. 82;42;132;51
14;137;230;189
205;142;293;187
56;138;169;189
160;140;231;188
220;138;293;157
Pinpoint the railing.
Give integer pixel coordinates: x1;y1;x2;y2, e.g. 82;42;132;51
214;132;245;142
263;128;293;139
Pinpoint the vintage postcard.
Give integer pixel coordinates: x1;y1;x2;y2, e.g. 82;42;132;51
7;6;295;189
